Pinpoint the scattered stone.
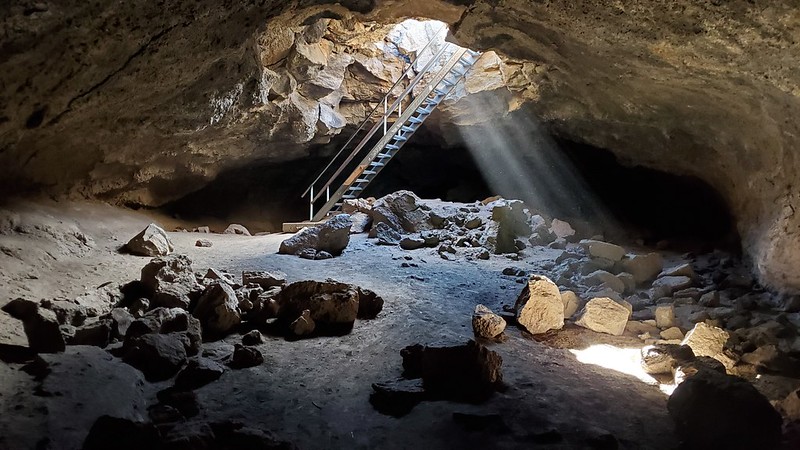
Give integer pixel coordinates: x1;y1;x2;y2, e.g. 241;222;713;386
655;304;676;329
356;287;384;319
375;222;402;245
660;327;685;341
514;275;565;334
290;309;316;336
640;343;695;375
699;291;720;307
129;298;150;317
370;191;433;233
586;270;626;294
471;304;506;339
370;378;426;417
204;267;238;287
575;297;631;336
681;322;730;362
652;276;693;297
125;307;202;356
192;283;241;336
315;250;333;260
349;212;372;234
230;344;264;368
342;198;374;214
549;218;576;240
125;223;174;257
223;224;251;236
667;369;782;450
580;239;625;261
621;253;663;285
560;290;579;319
486;199;535;253
673;356;727;385
400;236;425;250
2;298;65;353
279;214;351;256
194;226;210;233
242;270;287;289
195;239;213;248
123;333;188;381
779;388;800;421
277;280;360;333
661;263;695;279
140;254;202;309
464;216;483;230
174;357;225;390
241;330;263;346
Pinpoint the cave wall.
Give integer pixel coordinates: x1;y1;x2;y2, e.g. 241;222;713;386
2;0;800;293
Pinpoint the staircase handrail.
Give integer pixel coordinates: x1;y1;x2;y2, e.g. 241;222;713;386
301;24;448;200
309;42;454;203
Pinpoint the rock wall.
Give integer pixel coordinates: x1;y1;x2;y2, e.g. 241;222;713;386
2;0;800;293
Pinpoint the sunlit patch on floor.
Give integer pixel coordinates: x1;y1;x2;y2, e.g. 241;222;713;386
569;344;676;395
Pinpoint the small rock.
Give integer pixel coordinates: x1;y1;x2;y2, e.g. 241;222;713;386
349;212;372;234
315;250;333;260
195;239;213;248
123;333;187;381
242;270;287;289
640;343;695;375
779;388;800;422
660;327;684;341
575;297;631;336
586;270;626;294
560;290;579;319
241;330;263;346
223;224;251;236
140;254;202;309
471;305;506;339
699;291;720;307
655;305;676;329
129;298;150;317
464;216;483;230
579;239;625;261
279;214;351;256
370;378;426;417
549;218;576;240
400;236;425;250
660;263;695;278
652;276;693;296
514;275;565;334
230;344;263;368
194;226;210;233
125;224;174;257
2;299;65;353
621;253;663;285
174;357;225;390
289;309;315;336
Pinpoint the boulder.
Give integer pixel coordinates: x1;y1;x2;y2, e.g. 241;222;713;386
375;222;402;245
108;308;134;339
400;236;425;250
125;307;202;356
560;290;580;319
655;304;676;329
621;253;663;285
370;191;433;233
667;369;782;450
241;330;263;346
192;283;241;336
370;378;426;417
276;280;359;332
230;344;264;369
71;320;112;347
174;357;225;390
488;199;534;254
242;270;287;289
279;214;351;256
123;333;187;381
356;287;384;319
223;224;251;236
640;344;695;375
660;327;685;341
549;218;576;240
514;275;565;334
342;198;374;214
673;356;727;385
195;239;213;248
580;239;625;262
140;254;202;309
349;212;372;234
779;388;800;422
652;276;693;296
575;297;631;336
471;304;506;339
681;323;729;361
125;223;173;257
661;263;696;279
2;299;66;353
586;270;626;294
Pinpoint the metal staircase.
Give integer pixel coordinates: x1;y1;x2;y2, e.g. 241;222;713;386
301;32;481;222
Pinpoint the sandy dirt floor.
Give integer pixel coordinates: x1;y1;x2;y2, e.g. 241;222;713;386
1;198;789;449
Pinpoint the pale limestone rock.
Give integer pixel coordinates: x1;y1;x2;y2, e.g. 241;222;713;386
681;323;732;368
126;224;173;257
549;218;576;240
472;304;506;338
617;272;636;294
580;239;625;261
586;270;626;294
575;297;631;336
515;275;564;334
560;290;579;319
780;388;800;421
660;263;696;279
641;344;695;375
660;327;685;340
621;253;664;285
655;305;676;329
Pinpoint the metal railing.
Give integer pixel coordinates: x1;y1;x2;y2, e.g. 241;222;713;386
301;26;453;219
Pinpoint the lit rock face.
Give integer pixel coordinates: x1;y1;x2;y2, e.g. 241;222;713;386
3;0;800;293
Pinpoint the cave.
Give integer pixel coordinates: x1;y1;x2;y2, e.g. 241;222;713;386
2;2;800;449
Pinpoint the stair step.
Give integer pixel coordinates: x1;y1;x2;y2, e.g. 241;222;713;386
355;178;371;183
408;116;425;124
342;194;357;199
384;144;400;150
363;170;377;175
349;186;364;192
369;162;385;167
400;125;417;133
393;134;408;142
377;153;394;159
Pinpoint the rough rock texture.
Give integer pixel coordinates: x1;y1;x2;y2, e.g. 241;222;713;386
575;297;631;336
140;254;202;309
279;214;351;257
667;370;782;450
471;304;506;339
3;1;800;293
514;275;564;335
640;344;694;375
192;282;242;336
125;223;174;257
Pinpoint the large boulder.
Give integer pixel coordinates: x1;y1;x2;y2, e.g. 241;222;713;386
681;322;732;368
279;214;351;257
369;191;433;234
575;297;631;336
579;239;626;262
667;369;782;450
192;283;241;336
277;280;360;333
124;307;202;356
140;255;202;309
514;275;564;334
123;333;188;381
621;253;664;285
125;223;173;257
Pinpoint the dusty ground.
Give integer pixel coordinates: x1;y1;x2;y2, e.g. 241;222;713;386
2;198;788;449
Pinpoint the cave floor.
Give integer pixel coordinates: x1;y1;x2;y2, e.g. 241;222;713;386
0;199;776;449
